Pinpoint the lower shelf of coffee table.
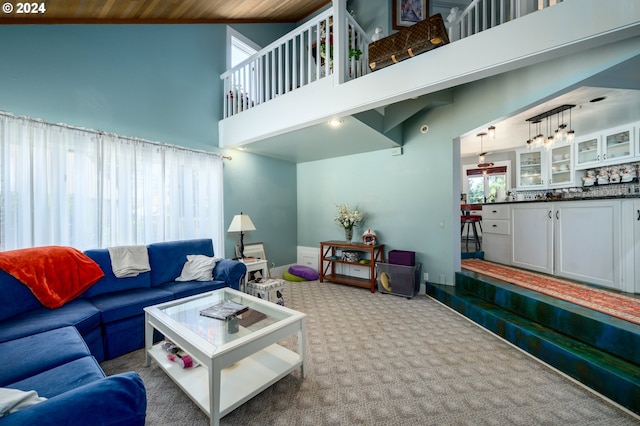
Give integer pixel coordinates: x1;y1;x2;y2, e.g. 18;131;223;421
148;342;302;417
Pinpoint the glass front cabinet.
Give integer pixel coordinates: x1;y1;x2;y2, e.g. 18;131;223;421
575;125;634;170
548;143;573;187
516;148;545;189
575;132;600;169
604;126;633;163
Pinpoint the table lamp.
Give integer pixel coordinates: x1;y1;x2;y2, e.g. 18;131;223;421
227;212;256;259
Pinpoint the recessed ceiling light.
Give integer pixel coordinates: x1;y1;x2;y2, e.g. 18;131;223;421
327;119;344;127
589;96;606;103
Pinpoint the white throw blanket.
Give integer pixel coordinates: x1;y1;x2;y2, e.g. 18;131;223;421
0;388;46;417
107;245;151;278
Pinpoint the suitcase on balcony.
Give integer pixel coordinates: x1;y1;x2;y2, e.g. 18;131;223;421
368;13;449;71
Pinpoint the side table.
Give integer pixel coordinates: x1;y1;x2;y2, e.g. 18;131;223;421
241;259;270;292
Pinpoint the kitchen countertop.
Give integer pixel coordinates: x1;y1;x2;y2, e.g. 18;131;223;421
481;194;640;205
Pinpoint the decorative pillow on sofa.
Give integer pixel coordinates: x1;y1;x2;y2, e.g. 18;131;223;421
0;388;46;417
176;255;219;282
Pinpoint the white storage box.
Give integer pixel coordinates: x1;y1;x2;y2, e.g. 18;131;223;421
246;278;285;305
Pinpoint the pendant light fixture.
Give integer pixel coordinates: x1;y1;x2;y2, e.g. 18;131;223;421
525;104;576;150
477;132;494;168
566;106;575;143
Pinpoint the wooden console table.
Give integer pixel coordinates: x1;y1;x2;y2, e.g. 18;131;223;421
319;241;384;293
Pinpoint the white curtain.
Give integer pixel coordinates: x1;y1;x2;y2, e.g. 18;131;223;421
0;112;224;255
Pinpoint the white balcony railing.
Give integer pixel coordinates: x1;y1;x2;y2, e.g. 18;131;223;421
221;5;370;119
221;0;564;119
447;0;563;41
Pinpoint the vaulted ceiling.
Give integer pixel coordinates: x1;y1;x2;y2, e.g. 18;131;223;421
0;0;331;24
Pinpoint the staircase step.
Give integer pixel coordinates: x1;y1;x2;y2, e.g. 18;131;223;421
427;281;640;415
456;269;640;366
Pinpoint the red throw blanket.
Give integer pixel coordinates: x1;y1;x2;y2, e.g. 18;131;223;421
0;246;104;309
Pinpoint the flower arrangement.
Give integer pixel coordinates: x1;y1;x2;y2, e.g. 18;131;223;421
334;204;364;230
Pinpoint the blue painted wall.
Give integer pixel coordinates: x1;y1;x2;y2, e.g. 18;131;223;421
0;23;298;266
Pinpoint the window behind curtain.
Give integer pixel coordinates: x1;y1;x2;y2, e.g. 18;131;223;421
0;112;224;254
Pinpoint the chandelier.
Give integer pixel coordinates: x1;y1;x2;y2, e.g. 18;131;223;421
525;104;575;151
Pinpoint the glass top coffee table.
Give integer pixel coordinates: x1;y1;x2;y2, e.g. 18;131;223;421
144;287;306;426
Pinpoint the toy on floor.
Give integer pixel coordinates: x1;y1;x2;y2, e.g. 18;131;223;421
161;339;199;368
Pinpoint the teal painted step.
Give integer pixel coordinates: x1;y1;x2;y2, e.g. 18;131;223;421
456;270;640;366
427;282;640;415
460;251;484;260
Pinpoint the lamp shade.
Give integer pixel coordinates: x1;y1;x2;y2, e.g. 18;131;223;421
227;213;256;233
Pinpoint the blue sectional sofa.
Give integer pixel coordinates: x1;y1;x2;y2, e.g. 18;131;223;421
0;238;246;424
0;327;146;425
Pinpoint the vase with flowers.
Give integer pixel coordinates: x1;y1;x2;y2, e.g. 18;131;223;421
335;204;364;243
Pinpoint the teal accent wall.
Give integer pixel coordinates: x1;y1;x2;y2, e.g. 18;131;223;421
349;0;388;36
0;25;225;151
223;150;297;266
0;23;298;265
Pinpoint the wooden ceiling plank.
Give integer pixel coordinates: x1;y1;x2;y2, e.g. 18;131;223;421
167;0;200;20
139;0;164;19
122;1;144;18
98;0;119;19
0;0;332;23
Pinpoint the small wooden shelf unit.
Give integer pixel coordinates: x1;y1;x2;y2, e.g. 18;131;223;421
319;240;384;292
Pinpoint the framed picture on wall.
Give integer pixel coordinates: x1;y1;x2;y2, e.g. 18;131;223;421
393;0;428;29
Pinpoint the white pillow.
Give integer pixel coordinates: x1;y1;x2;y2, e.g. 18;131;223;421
0;388;47;417
175;255;218;282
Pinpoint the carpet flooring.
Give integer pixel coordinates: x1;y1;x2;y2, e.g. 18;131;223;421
101;280;640;425
461;259;640;326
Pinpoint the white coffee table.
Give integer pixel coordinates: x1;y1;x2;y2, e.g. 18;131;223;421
144;287;306;426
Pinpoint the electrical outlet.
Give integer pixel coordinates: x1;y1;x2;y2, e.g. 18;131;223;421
439;274;446;284
423;272;429;282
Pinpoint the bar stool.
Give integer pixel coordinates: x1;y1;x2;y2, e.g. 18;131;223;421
460;205;482;252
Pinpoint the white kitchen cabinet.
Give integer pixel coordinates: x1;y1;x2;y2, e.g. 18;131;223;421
575;125;634;170
548;143;573;187
516;149;545;189
482;204;511;265
511;200;622;290
511;203;553;273
554;201;620;289
621;200;640;294
574;132;600;169
603;125;633;163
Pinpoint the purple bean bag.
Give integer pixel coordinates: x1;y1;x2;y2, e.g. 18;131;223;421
287;265;319;281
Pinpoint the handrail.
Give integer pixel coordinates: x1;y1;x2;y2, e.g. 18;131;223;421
220;3;370;119
447;0;564;42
